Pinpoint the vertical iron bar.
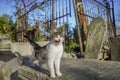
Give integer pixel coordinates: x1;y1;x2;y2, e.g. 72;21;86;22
62;0;64;24
50;0;52;33
106;0;114;37
45;1;47;22
56;0;58;19
69;0;71;17
56;0;57;26
50;0;52;21
59;0;61;26
111;0;116;36
66;0;68;23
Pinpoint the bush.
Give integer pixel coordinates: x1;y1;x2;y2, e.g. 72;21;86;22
35;37;45;42
65;42;80;54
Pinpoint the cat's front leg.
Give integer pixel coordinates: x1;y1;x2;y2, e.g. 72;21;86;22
55;59;62;77
48;60;56;78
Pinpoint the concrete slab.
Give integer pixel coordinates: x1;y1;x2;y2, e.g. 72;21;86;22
0;52;21;80
0;34;22;80
110;36;120;61
18;65;50;80
52;58;120;80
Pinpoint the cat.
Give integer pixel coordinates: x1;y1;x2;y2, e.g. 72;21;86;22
24;32;64;78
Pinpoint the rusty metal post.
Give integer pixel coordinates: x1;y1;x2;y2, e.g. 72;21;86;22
73;0;84;55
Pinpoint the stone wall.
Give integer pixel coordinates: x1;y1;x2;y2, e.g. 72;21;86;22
110;36;120;61
11;42;49;57
0;50;21;80
11;42;34;57
0;35;22;80
0;35;49;80
18;66;50;80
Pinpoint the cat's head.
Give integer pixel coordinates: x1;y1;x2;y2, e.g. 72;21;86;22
51;32;64;45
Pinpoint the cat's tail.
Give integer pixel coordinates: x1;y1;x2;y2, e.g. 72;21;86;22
24;35;33;44
24;35;33;43
40;61;49;70
24;35;41;49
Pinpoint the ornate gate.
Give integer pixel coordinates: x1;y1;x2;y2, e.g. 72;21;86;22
15;0;72;41
42;0;72;39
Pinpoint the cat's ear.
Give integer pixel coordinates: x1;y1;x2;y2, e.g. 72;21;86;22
61;31;65;37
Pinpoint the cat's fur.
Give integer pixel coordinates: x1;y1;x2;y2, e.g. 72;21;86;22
24;32;64;78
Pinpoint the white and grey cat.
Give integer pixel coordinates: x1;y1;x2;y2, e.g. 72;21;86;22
25;32;64;78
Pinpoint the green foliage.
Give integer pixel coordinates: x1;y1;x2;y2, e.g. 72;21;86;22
57;23;80;54
65;41;79;53
70;42;79;48
0;14;16;41
35;37;45;42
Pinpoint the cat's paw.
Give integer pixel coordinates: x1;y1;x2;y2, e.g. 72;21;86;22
50;74;56;78
56;72;62;77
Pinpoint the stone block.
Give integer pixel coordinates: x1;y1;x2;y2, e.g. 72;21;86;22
0;34;22;80
18;66;50;80
11;42;48;57
0;51;21;80
85;17;107;59
110;37;120;61
11;42;34;57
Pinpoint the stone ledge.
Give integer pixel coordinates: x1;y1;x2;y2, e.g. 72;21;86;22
0;53;21;80
18;66;50;80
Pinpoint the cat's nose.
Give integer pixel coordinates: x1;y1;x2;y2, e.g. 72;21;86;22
58;35;60;38
56;38;60;41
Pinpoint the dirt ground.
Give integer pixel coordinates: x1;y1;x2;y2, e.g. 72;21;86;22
51;58;120;80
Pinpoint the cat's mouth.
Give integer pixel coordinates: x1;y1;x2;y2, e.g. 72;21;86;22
55;39;60;45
